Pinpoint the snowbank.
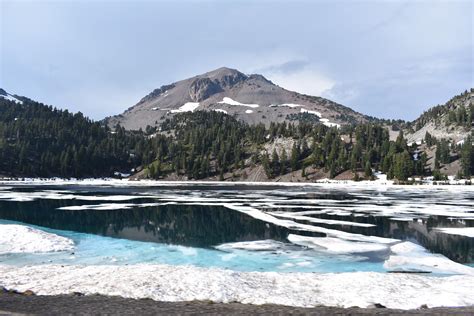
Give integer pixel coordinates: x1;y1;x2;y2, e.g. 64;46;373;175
0;224;74;254
0;264;473;309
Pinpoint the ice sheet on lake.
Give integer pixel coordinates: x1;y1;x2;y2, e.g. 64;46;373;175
1;264;473;309
0;224;74;254
384;241;474;276
57;202;174;211
0;190;153;202
224;204;398;244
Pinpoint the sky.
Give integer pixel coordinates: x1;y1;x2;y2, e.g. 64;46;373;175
0;0;472;120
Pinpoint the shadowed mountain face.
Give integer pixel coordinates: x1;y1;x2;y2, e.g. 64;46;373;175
106;67;369;130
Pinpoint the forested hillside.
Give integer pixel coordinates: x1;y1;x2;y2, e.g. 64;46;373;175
0;97;148;177
1;95;473;181
414;89;473;130
145;112;427;181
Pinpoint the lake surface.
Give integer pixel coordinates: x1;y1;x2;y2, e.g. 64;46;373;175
0;181;473;274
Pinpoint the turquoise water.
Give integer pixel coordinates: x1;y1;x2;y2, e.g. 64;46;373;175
0;219;385;273
1;183;473;274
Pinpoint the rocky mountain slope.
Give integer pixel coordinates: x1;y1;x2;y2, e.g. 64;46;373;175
105;67;369;130
406;89;473;144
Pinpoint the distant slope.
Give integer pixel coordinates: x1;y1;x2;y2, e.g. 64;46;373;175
0;88;24;104
407;89;473;143
105;67;369;130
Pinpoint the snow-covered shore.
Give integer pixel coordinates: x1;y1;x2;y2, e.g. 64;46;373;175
0;176;473;188
0;263;473;309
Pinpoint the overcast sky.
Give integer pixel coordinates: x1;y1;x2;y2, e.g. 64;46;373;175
1;0;472;120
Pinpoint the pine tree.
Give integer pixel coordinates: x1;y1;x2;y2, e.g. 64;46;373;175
271;149;280;177
280;149;288;175
262;152;272;178
364;161;372;178
461;137;473;178
290;143;300;171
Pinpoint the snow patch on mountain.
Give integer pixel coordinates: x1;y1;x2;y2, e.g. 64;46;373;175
270;103;302;108
170;102;200;113
213;109;228;114
0;92;23;104
300;108;322;117
218;97;259;108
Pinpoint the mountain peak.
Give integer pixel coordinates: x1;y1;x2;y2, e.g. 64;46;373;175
203;67;245;78
108;67;367;130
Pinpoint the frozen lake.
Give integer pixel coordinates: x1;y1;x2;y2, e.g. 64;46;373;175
0;181;473;308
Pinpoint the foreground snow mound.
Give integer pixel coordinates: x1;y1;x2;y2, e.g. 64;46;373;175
384;241;474;276
0;224;74;254
0;264;473;309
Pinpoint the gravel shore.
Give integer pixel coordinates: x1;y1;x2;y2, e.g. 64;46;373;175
1;292;473;315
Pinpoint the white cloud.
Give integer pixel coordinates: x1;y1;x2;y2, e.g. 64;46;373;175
262;66;335;97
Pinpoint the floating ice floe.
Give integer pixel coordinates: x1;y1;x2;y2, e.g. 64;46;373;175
268;211;376;227
245;109;253;114
0;224;74;254
384;241;474;275
1;264;474;309
434;227;474;238
57;202;174;211
215;240;285;252
170;102;200;113
218;97;259;108
287;234;388;254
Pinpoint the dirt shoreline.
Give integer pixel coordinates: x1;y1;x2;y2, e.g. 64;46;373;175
1;292;473;315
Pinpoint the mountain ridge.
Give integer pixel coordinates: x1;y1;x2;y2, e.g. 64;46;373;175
105;67;369;130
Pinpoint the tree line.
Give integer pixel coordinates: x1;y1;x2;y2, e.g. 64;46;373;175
1;96;472;181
